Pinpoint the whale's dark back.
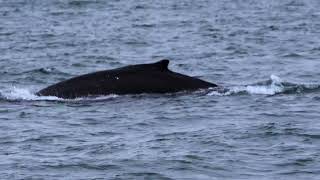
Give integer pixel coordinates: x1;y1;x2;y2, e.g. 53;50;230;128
36;60;217;98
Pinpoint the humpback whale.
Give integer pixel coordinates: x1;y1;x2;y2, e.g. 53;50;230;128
36;59;217;99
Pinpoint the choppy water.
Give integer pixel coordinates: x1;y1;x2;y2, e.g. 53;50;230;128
1;0;320;179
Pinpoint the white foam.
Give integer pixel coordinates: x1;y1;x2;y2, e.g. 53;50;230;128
234;75;284;95
0;86;61;101
0;86;118;101
208;75;285;96
72;94;119;101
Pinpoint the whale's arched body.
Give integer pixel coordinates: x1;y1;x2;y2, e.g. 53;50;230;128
36;60;217;99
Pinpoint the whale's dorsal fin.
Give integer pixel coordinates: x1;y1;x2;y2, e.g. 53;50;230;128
152;59;169;71
118;59;170;72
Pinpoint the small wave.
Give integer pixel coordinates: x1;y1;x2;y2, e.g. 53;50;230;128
22;67;71;76
25;67;57;74
68;0;100;6
282;53;303;58
208;75;320;96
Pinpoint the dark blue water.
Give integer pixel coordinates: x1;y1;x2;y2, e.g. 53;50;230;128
1;0;320;179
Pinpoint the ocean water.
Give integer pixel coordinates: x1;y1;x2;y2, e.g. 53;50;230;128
1;0;320;179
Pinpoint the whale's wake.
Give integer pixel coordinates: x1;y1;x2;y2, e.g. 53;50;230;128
0;87;61;101
1;75;319;101
0;87;118;102
208;75;320;96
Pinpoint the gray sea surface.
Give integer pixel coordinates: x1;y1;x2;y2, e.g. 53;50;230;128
1;0;320;179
